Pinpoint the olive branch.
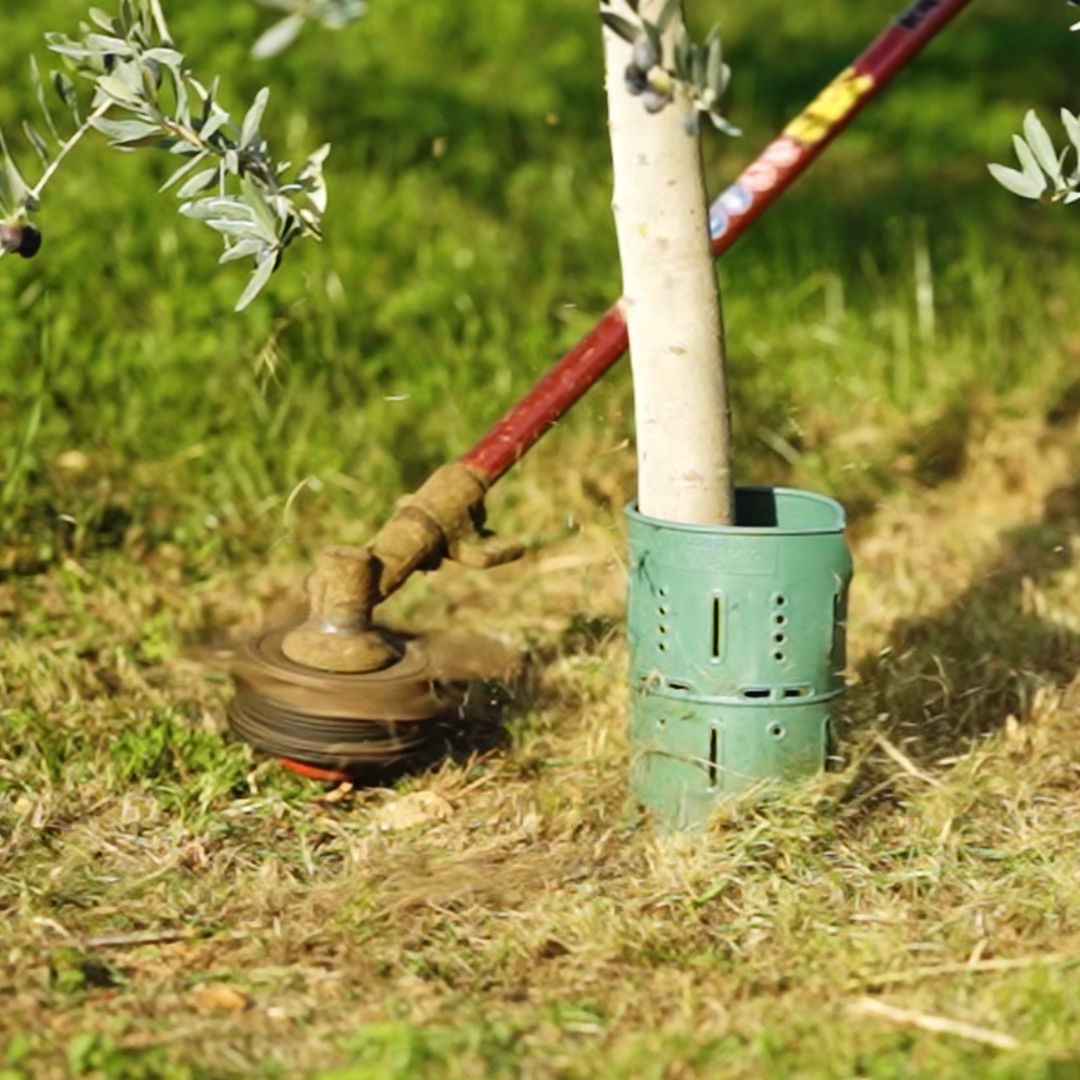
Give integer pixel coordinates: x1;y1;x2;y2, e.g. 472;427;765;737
599;0;738;136
990;9;1080;206
0;0;336;311
989;109;1080;205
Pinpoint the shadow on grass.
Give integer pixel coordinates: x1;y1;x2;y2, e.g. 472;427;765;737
840;472;1080;778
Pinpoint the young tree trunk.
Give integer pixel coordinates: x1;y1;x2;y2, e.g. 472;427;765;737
603;0;734;525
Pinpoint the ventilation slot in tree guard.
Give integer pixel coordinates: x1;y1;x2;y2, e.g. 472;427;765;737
832;592;847;671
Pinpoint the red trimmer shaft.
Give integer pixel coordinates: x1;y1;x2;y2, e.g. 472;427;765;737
462;0;976;484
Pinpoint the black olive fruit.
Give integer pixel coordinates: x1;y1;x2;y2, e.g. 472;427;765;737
0;222;43;259
624;63;649;96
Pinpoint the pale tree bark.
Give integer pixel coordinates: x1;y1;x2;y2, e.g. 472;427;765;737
603;0;734;525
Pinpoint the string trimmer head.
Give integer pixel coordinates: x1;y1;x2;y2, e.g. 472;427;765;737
222;464;522;780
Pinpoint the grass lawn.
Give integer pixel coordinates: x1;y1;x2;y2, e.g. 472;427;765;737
2;0;1080;1076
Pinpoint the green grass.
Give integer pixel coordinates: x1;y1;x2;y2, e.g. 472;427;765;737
2;0;1080;1077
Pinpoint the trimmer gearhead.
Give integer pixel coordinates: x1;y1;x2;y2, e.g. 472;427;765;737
278;545;400;675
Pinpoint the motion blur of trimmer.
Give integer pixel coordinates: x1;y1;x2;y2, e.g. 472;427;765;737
220;0;976;782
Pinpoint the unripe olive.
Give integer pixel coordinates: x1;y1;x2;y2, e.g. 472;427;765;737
642;87;673;114
0;222;42;259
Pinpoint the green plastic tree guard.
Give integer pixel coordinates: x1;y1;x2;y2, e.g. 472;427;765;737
627;487;853;829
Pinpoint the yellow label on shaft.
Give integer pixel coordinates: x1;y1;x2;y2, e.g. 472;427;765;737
784;68;875;146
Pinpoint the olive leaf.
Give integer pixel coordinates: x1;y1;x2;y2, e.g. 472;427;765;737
249;0;367;58
600;11;639;45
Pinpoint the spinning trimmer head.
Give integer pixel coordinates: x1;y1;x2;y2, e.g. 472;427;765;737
221;465;523;780
226;625;506;779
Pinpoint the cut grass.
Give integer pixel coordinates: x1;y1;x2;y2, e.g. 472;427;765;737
2;413;1079;1079
1;0;1080;1076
